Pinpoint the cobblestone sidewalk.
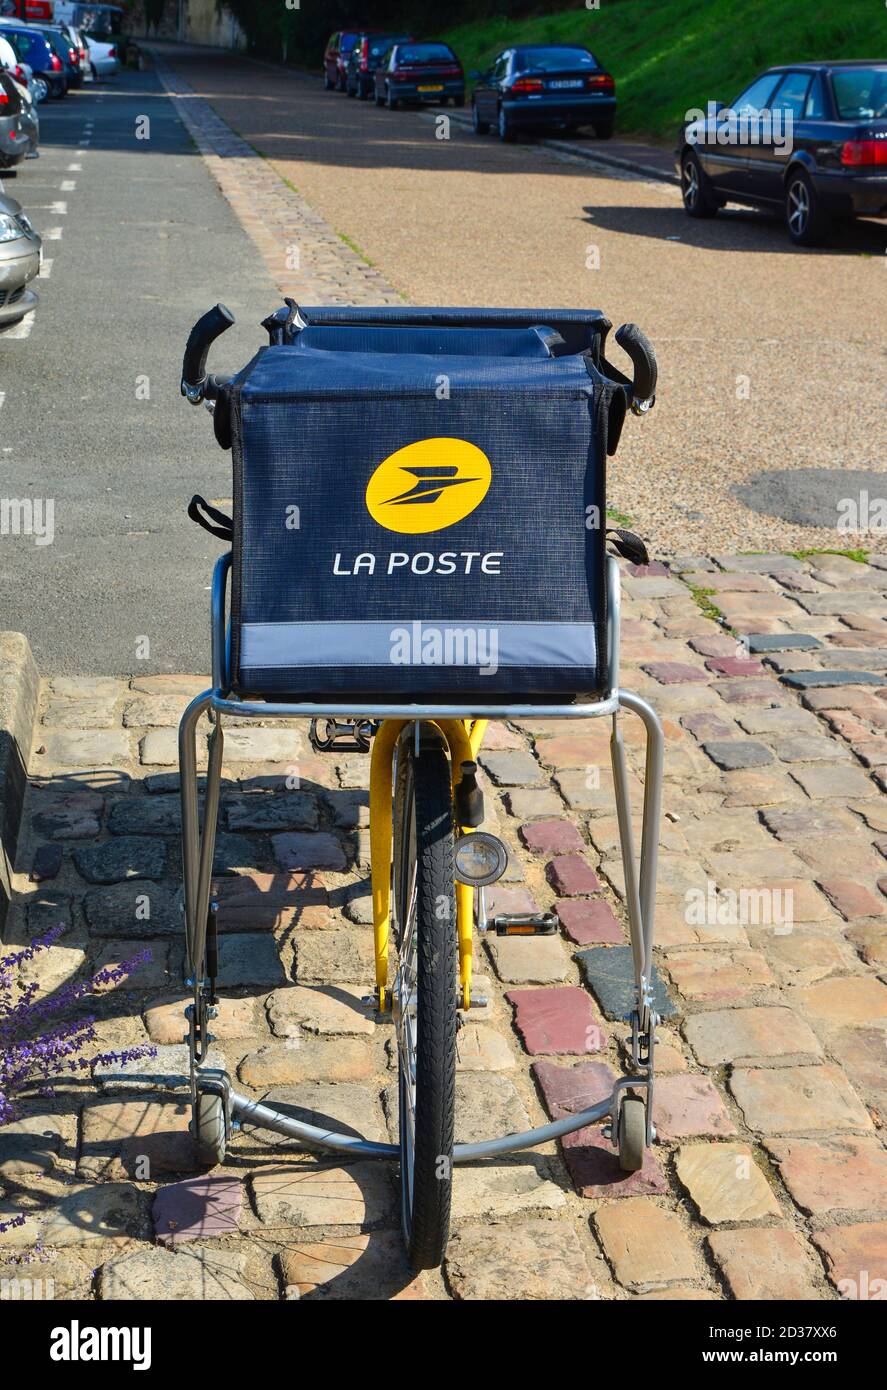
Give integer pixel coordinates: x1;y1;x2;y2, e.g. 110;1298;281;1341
1;551;886;1300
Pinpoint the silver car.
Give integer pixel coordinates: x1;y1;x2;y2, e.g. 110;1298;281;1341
0;189;40;328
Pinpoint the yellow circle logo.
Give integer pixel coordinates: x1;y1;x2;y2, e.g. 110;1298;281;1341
365;438;492;534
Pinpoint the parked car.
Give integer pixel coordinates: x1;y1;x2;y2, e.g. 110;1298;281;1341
0;187;40;328
0;22;63;97
323;30;365;92
471;44;615;142
4;35;48;103
373;41;465;109
34;23;82;88
85;30;119;81
677;61;887;246
0;65;37;168
346;32;411;100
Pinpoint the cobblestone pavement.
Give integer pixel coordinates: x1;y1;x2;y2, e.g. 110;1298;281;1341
2;553;887;1300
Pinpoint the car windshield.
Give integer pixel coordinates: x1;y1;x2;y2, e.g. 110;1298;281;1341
831;66;887;119
339;34;358;54
515;47;598;71
370;35;408;57
397;44;455;65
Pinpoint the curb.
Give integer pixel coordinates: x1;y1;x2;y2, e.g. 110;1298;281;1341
0;632;39;938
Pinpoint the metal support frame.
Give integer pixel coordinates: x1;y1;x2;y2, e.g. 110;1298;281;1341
178;553;664;1160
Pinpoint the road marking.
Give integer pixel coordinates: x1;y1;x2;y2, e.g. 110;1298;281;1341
60;180;76;192
0;391;5;409
67;162;82;171
44;227;63;241
23;202;66;214
38;259;53;279
5;312;35;340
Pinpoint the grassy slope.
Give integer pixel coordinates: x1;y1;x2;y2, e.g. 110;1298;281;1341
440;0;887;138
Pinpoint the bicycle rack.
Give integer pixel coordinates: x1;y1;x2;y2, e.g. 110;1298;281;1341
178;553;663;1162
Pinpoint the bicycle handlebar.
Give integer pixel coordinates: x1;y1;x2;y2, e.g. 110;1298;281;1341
182;303;236;404
614;322;657;412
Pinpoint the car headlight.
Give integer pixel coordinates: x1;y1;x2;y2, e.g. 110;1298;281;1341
453;831;508;887
15;214;33;235
0;215;26;244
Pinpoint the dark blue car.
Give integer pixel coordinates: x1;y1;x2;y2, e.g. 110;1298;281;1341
373;41;465;109
471;44;616;142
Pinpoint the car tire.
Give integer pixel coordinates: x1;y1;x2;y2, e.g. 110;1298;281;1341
681;149;719;218
594;119;614;139
453;96;465;108
785;169;831;247
472;102;490;135
386;85;399;110
358;82;369;101
497;105;516;142
346;83;355;98
323;74;334;91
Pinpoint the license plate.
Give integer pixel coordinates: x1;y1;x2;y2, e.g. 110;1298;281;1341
418;84;444;92
549;79;583;89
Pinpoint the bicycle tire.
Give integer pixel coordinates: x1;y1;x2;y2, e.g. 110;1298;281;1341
393;735;457;1269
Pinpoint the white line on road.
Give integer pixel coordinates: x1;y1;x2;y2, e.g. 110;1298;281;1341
38;259;53;279
60;180;77;192
67;163;82;171
5;312;35;340
0;391;5;409
44;227;63;241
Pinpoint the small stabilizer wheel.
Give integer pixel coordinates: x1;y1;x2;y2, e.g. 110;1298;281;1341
618;1096;646;1172
195;1091;227;1167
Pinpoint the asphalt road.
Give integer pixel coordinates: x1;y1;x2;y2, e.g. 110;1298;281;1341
0;67;275;676
159;46;887;562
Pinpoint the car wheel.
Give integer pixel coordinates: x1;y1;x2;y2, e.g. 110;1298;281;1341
374;87;384;106
594;119;614;139
358;82;369;101
681;149;719;218
785;169;831;247
498;105;516;142
323;73;334;91
346;82;355;97
472;101;490;135
386;84;399;110
453;96;465;108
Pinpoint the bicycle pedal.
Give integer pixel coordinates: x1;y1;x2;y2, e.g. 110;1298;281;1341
493;912;558;937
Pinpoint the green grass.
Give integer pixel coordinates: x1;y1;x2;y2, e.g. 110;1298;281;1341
789;546;870;564
440;0;887;138
685;582;724;623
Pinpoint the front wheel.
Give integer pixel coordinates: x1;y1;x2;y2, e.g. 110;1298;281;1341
393;735;457;1270
785;169;831;246
681;149;719;218
386;85;399;110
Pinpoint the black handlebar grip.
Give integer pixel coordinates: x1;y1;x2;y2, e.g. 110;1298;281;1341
182;303;236;394
615;322;657;403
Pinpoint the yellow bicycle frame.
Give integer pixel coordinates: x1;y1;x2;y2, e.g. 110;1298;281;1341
369;718;488;1012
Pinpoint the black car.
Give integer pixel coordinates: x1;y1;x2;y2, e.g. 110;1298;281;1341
373;41;465;109
346;31;411;100
471;44;615;143
677;61;887;245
